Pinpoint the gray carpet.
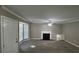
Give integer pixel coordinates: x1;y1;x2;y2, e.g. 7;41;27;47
19;40;79;53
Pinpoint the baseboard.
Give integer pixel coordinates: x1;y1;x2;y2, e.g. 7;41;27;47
64;40;79;48
19;39;30;45
31;38;41;40
30;38;56;40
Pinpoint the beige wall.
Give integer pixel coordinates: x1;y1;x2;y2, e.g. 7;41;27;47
63;21;79;46
30;23;62;40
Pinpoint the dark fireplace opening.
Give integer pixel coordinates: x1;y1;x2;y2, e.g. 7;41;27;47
43;33;50;40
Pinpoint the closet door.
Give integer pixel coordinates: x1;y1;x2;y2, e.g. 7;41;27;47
1;16;18;53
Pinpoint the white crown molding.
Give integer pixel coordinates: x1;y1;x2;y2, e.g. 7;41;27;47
1;6;31;23
1;6;79;24
1;6;24;19
66;19;79;23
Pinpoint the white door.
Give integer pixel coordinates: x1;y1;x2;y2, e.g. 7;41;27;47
1;16;18;53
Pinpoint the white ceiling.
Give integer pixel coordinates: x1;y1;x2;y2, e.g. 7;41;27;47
5;5;79;24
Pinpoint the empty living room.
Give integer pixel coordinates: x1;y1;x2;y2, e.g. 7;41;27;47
0;5;79;53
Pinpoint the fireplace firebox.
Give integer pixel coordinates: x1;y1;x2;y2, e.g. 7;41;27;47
43;33;50;40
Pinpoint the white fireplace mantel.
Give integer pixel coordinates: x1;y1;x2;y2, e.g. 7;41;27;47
41;31;52;39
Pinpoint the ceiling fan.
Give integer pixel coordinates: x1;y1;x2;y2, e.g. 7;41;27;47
48;19;53;26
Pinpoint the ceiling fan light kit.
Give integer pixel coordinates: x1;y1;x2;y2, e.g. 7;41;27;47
48;23;52;26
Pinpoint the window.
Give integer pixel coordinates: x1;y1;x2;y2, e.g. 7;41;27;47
19;22;29;42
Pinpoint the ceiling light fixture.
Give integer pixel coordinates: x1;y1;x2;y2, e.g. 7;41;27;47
48;23;52;26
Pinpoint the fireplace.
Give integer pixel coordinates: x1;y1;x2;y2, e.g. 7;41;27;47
43;33;50;40
41;31;52;40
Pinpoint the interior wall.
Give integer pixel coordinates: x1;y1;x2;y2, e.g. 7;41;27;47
30;23;62;40
0;6;20;52
0;17;1;53
0;6;31;51
63;21;79;46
